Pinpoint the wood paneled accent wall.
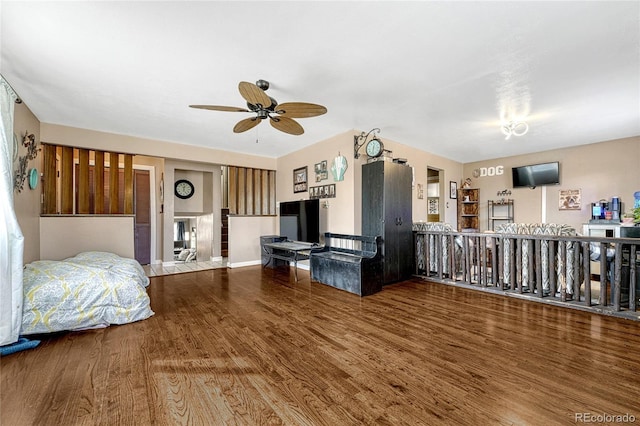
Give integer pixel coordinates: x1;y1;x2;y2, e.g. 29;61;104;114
227;166;276;215
42;143;134;215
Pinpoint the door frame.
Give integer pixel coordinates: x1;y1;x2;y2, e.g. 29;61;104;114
426;166;444;222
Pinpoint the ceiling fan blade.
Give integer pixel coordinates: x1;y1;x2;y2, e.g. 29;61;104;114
238;81;272;108
275;102;328;118
233;117;261;133
270;116;304;135
189;105;249;112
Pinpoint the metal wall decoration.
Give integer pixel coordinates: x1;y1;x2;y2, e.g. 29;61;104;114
293;166;308;193
353;128;381;159
309;184;336;199
417;183;424;199
331;152;348;182
14;131;40;192
314;160;328;182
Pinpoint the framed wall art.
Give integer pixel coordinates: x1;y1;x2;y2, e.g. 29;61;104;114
293;166;308;193
559;189;581;210
314;160;328;182
309;183;336;199
428;198;439;214
449;181;457;199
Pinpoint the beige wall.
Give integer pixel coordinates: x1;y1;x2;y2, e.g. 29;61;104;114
276;131;358;235
13;103;42;264
227;216;277;267
163;159;222;263
40;216;135;260
13;100;638;266
372;135;464;227
276;130;464;236
40;123;276;170
174;169;205;214
463;136;640;232
38;123;272;264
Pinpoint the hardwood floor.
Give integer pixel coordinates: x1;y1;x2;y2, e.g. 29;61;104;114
2;266;640;425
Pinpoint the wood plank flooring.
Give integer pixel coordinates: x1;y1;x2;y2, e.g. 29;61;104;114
2;266;640;425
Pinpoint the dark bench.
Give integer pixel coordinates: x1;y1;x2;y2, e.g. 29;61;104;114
310;232;382;296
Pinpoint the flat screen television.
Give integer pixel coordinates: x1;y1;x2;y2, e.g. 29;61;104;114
279;199;320;243
512;161;560;188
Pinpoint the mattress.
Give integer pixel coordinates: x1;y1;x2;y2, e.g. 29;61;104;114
21;252;153;334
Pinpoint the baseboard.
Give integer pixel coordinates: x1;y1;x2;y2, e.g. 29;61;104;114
227;260;310;270
227;259;262;268
211;256;223;262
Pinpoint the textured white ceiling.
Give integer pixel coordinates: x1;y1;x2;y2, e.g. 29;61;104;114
2;1;639;163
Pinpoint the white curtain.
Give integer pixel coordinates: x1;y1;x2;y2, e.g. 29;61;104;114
0;76;24;346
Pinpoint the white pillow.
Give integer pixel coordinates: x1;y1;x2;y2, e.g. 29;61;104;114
177;249;190;261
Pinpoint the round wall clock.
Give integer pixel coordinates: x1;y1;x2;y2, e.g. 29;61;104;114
175;179;195;199
365;138;384;158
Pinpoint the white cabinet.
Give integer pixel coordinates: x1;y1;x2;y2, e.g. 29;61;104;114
582;223;621;238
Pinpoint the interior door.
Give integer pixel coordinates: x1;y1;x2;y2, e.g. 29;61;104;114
134;170;151;265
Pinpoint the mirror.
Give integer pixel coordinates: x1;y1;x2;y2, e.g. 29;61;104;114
174;217;197;261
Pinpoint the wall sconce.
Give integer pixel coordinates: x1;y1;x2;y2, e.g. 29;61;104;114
354;128;381;159
501;121;528;140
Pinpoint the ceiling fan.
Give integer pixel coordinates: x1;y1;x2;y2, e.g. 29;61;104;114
189;80;327;135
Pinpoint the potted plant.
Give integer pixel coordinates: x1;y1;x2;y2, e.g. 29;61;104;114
622;210;635;224
634;206;640;225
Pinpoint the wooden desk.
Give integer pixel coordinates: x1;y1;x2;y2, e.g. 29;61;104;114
262;240;315;281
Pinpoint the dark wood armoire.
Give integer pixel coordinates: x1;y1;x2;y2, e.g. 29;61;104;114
362;160;413;284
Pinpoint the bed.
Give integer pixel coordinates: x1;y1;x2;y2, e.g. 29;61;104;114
21;252;154;335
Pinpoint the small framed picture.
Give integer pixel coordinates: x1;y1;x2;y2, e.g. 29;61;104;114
559;189;581;210
428;198;439;214
450;181;457;199
293;166;308;193
309;184;336;199
314;160;328;182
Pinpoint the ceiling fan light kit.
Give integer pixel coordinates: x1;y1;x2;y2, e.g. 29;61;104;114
501;120;529;140
190;80;327;136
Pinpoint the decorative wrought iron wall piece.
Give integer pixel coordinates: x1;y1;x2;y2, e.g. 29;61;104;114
14;131;40;192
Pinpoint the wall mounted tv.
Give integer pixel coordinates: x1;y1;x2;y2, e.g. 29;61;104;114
512;161;560;188
279;199;320;243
